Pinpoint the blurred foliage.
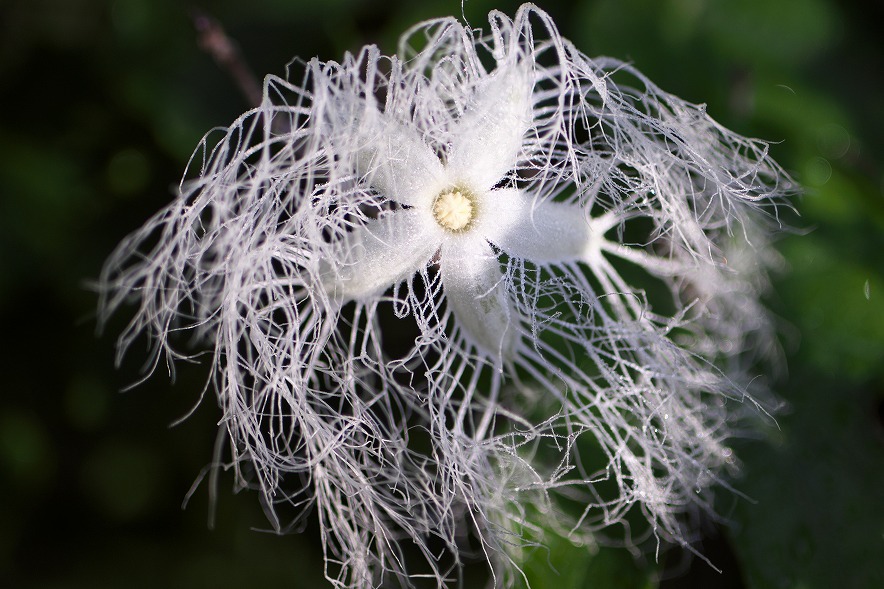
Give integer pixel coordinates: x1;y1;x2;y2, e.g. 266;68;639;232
1;0;882;588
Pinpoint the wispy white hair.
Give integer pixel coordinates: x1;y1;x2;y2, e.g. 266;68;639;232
100;4;794;588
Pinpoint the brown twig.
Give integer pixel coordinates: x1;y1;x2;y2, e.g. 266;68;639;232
192;10;263;109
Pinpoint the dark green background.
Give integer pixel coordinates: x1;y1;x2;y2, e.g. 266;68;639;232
1;1;882;587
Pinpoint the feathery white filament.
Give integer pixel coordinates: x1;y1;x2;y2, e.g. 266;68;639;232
99;4;795;589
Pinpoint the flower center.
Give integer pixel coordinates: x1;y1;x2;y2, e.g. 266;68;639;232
432;188;476;232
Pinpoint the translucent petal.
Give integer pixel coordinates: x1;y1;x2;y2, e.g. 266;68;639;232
441;238;515;359
326;210;441;300
446;66;533;192
477;188;595;263
356;119;445;207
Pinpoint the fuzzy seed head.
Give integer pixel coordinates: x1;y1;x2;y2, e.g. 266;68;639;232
432;188;476;232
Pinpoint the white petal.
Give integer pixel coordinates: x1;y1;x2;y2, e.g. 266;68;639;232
441;238;515;359
477;188;595;263
446;66;533;192
325;210;441;300
356;118;445;207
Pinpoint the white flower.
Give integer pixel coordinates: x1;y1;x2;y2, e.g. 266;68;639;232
323;65;596;363
100;5;795;588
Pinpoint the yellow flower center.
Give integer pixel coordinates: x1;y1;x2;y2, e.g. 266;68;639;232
432;188;476;232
